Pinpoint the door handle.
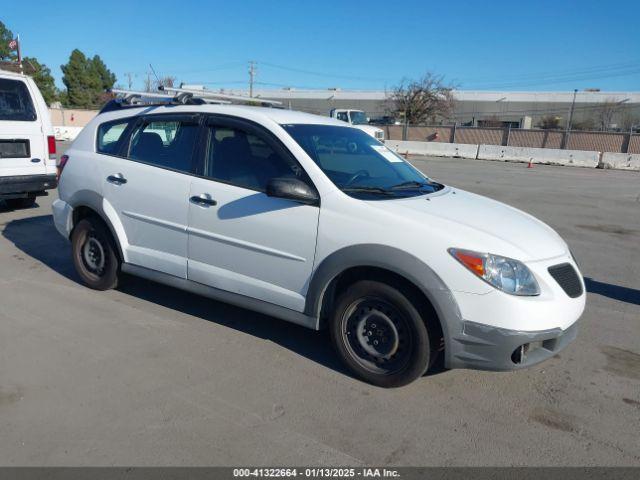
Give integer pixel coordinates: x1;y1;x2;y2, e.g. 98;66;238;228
190;195;217;206
107;174;127;185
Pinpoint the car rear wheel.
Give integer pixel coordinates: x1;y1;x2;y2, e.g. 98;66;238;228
71;218;120;290
330;280;432;388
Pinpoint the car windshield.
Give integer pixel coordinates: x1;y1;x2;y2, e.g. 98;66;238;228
282;124;444;199
349;111;368;125
0;78;37;121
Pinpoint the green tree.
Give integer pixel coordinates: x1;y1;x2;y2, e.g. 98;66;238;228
22;57;58;105
61;49;102;108
91;55;116;91
0;20;17;61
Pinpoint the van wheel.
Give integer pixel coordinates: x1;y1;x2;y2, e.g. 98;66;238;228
330;280;432;388
71;218;120;290
5;196;36;209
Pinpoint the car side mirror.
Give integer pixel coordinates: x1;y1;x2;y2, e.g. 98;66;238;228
266;177;319;206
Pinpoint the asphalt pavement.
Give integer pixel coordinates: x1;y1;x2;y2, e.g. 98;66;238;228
0;154;638;466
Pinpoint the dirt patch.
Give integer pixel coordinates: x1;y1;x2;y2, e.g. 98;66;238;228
601;346;640;380
0;385;23;407
529;407;577;433
622;398;640;407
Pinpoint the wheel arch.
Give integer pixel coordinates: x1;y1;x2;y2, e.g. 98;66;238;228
67;190;126;262
305;245;463;359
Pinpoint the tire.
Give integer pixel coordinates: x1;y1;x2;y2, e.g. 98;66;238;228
329;280;432;388
5;196;36;209
71;217;120;290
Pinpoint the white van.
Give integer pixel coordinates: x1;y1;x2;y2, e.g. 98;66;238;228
0;70;57;208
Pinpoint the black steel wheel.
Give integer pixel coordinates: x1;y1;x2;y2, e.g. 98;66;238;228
330;280;432;387
71;218;120;290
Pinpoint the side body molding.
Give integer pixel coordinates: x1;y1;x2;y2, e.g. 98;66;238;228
304;244;464;366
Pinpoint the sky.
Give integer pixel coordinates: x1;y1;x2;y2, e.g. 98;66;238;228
3;0;640;93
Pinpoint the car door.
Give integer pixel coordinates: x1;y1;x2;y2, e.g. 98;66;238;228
98;113;200;278
187;116;320;312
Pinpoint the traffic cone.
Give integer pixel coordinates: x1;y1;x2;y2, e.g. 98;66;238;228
527;158;534;168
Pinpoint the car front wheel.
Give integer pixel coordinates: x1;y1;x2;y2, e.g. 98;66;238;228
71;217;120;290
330;280;432;388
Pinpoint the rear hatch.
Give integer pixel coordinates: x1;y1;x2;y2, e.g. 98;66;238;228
0;77;47;177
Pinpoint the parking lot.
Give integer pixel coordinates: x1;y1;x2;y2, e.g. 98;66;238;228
1;151;638;466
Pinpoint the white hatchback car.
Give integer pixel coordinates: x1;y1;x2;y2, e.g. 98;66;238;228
52;100;585;387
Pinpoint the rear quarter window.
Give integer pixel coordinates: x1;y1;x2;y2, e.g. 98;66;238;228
97;119;132;155
0;78;37;121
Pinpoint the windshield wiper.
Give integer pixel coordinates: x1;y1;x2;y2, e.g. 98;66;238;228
342;186;396;196
389;180;432;190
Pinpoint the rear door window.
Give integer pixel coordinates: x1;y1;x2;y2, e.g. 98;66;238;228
0;78;37;121
127;115;200;174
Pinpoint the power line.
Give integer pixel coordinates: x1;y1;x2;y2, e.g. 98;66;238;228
259;61;391;82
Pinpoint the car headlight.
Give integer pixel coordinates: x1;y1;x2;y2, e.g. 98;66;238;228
448;248;540;296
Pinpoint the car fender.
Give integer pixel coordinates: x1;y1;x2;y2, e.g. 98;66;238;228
305;244;463;354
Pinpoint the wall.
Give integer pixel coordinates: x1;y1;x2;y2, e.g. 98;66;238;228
385;125;640;154
48;108;98;128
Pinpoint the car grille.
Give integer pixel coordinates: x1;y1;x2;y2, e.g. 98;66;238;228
548;263;583;298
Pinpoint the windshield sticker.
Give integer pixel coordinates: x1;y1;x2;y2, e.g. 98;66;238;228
371;145;405;163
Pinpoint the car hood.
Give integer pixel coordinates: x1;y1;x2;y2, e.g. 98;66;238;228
368;187;568;261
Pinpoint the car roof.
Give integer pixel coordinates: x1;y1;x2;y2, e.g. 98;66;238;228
98;103;347;127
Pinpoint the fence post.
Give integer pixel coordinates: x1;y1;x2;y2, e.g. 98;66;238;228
451;123;457;143
505;125;511;146
402;122;408;141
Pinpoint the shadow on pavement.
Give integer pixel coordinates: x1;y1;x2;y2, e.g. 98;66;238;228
4;214;448;382
2;214;350;379
2;214;77;281
584;277;640;307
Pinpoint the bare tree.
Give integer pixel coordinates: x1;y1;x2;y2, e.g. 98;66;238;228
595;98;621;131
155;76;177;89
388;73;455;125
538;115;562;130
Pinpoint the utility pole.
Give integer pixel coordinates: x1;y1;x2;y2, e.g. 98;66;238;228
248;61;256;97
562;88;578;149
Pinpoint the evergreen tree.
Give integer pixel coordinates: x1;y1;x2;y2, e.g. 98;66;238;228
91;55;116;91
60;49;101;108
0;20;17;61
23;57;58;105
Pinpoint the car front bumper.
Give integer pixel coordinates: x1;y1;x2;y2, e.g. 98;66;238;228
0;174;57;199
446;319;579;371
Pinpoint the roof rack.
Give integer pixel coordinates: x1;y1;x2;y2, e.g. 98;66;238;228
159;86;283;107
100;86;283;113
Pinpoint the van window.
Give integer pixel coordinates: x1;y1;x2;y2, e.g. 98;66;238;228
97;119;131;155
0;78;37;121
128;118;198;174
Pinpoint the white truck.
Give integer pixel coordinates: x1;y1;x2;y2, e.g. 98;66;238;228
329;108;384;142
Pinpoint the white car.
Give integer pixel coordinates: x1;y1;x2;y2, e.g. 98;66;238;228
0;70;57;208
52;101;585;387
